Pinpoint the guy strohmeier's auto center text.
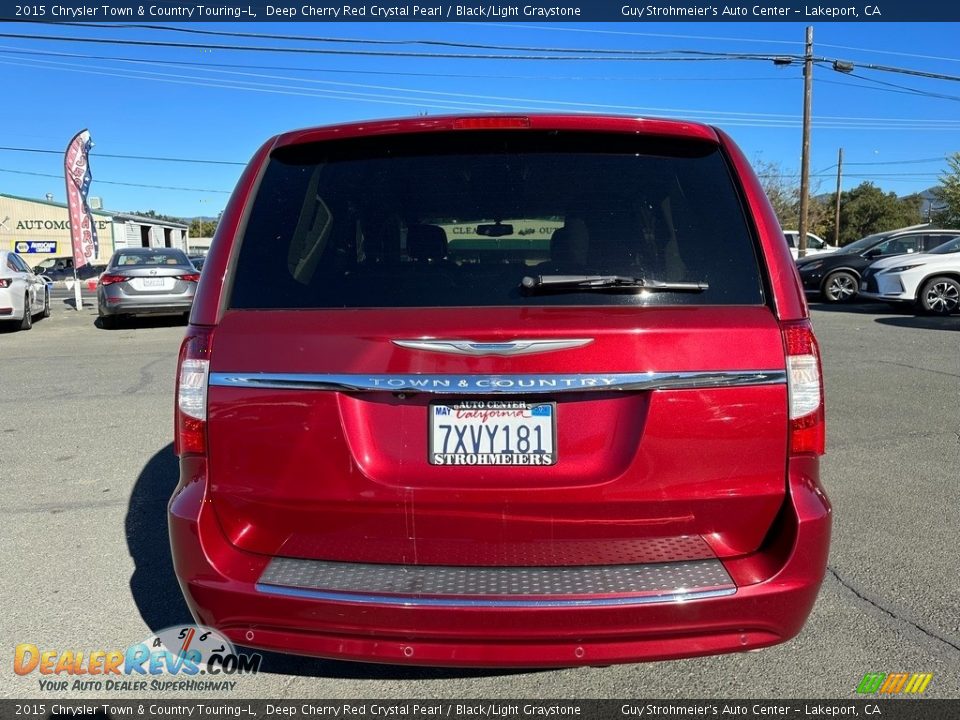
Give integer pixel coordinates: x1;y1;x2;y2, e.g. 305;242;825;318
621;3;879;17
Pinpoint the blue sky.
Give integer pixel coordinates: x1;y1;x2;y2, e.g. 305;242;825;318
0;21;958;218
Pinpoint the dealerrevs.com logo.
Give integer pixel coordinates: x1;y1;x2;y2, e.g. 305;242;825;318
14;625;261;692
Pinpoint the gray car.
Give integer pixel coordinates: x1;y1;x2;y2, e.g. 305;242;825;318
97;248;199;328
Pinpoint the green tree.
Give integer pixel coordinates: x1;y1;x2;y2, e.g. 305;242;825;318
932;152;960;228
189;218;218;237
821;183;923;246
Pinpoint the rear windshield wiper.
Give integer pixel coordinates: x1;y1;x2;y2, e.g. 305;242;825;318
520;274;709;294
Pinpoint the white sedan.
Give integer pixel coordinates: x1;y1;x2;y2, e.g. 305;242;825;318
860;235;960;315
0;250;51;331
783;231;840;260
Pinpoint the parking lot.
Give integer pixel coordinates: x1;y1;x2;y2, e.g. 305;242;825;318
0;295;957;699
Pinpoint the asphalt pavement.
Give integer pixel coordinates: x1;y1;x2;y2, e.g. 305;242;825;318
0;295;957;699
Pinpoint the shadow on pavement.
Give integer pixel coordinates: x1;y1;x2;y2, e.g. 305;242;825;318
810;302;959;330
96;314;189;330
874;315;959;331
126;444;194;633
808;301;901;315
127;445;530;681
61;297;94;311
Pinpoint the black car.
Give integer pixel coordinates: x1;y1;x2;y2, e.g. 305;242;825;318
33;257;105;281
796;227;959;302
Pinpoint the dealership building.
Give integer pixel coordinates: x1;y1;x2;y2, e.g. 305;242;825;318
0;193;189;264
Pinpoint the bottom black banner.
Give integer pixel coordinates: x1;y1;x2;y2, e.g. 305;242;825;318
1;700;958;720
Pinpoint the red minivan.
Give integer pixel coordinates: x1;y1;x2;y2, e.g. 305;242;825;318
169;115;831;667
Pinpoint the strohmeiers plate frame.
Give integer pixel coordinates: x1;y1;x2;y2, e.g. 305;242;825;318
428;399;557;466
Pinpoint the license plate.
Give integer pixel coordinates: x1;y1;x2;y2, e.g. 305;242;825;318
140;277;168;289
429;401;556;466
860;281;868;290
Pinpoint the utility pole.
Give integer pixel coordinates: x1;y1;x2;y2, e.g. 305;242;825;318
797;26;814;259
833;147;843;247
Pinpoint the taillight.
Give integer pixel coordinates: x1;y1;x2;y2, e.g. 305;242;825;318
0;279;10;288
175;328;213;456
99;273;130;286
783;320;825;456
178;273;201;283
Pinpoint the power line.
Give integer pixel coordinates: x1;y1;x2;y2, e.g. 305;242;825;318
817;42;960;65
466;22;960;74
4;50;959;128
482;23;804;46
846;71;960;102
844;157;947;166
0;167;232;193
0;44;796;83
816;74;960;103
0;145;245;166
5;26;960;90
20;21;801;59
0;30;797;62
851;60;960;84
814;60;960;102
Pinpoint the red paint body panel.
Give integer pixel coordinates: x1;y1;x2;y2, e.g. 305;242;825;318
172;114;830;666
205;306;789;562
169;457;830;667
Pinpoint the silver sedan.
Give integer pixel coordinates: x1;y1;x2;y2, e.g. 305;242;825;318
97;248;200;329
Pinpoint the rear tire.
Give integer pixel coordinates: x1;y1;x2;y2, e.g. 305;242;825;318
919;276;960;315
822;271;858;303
42;290;51;318
99;312;117;330
19;294;32;331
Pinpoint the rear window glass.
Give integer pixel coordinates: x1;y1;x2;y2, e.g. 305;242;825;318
230;131;763;308
112;250;189;267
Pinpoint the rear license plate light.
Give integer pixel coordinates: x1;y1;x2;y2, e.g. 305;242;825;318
429;400;556;466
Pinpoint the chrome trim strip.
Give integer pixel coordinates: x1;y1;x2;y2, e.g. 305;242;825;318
392;339;594;356
210;370;785;395
254;584;736;608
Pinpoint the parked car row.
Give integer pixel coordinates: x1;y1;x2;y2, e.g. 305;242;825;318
0;249;207;332
796;225;960;314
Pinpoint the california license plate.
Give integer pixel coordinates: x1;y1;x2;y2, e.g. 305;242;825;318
429;401;556;466
140;277;167;289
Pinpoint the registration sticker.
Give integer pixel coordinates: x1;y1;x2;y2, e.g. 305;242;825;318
429;400;556;466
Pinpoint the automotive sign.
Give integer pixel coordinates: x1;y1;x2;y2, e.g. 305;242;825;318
14;241;58;254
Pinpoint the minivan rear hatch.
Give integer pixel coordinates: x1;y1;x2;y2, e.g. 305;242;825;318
204;128;789;567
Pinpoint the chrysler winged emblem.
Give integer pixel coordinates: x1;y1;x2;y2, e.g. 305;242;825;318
392;339;593;356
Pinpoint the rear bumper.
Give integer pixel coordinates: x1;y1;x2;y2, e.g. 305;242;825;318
99;298;193;316
168;457;831;667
